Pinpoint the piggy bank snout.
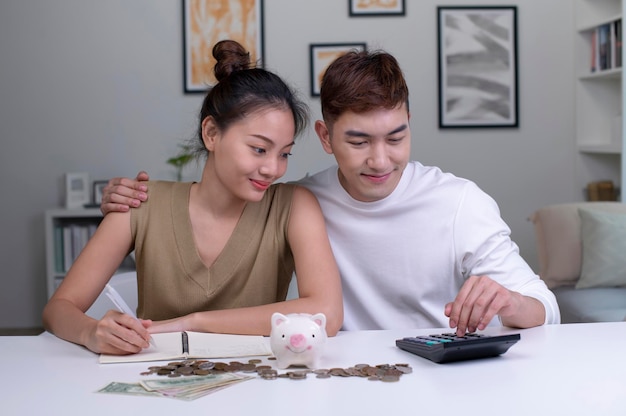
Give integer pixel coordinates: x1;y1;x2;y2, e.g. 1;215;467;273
290;333;306;348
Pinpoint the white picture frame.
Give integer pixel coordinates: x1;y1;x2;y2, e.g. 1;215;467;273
65;172;90;209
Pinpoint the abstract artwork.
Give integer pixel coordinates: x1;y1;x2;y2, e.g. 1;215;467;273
437;6;518;128
183;0;264;93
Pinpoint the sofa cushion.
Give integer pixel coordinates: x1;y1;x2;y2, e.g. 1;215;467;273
552;286;626;323
529;202;626;289
576;208;626;289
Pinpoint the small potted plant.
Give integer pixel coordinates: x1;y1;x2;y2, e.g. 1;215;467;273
166;144;195;181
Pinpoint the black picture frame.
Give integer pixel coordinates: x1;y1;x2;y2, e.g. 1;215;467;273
349;0;405;17
437;6;519;128
183;0;265;93
309;43;367;97
92;180;108;205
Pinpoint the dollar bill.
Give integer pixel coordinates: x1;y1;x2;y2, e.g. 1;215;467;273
140;373;252;401
99;373;252;401
140;372;249;392
97;382;162;398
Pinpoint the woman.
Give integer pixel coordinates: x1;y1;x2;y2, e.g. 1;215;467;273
43;40;343;356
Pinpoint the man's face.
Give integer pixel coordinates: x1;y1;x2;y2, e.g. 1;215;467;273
315;104;411;202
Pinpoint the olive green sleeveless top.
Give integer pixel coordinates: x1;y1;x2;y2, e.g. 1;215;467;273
131;181;296;320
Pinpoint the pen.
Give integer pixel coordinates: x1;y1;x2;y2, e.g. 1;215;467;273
104;283;156;348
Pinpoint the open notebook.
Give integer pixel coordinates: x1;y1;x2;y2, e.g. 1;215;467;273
99;331;272;364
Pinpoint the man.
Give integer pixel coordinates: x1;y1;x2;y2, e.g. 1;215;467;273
102;49;560;335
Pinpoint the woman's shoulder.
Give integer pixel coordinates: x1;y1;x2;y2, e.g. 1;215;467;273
134;181;193;216
268;182;297;195
144;180;193;197
267;182;316;201
146;180;192;189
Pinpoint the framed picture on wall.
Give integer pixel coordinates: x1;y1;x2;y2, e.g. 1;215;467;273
349;0;405;17
437;6;518;128
183;0;265;93
309;43;367;97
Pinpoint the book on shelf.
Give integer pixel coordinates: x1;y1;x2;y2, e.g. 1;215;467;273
54;226;64;273
591;27;598;72
99;331;273;364
590;19;622;72
62;225;73;272
56;222;100;272
615;19;622;68
590;20;622;72
598;23;611;70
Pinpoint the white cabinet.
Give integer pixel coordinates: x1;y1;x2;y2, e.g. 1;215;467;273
44;209;135;298
574;0;625;199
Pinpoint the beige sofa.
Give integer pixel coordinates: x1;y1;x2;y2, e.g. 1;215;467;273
530;202;626;323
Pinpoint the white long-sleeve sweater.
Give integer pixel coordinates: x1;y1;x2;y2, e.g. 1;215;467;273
299;161;560;330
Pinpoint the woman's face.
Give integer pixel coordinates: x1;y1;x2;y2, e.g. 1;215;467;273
205;107;296;202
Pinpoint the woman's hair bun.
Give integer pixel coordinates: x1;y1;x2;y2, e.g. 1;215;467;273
212;40;252;82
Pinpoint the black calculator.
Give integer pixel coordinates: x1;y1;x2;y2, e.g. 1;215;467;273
395;332;520;364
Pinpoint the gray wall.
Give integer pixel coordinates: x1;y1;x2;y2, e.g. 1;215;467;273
0;0;576;328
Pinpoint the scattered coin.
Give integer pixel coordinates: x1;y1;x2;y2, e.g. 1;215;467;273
288;371;308;380
139;360;412;383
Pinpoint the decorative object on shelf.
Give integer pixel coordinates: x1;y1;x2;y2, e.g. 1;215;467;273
348;0;405;17
182;0;264;93
64;172;90;209
587;180;618;201
166;144;196;181
92;180;108;205
309;43;367;97
437;6;519;128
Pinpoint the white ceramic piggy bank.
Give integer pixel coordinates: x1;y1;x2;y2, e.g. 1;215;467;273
270;312;327;369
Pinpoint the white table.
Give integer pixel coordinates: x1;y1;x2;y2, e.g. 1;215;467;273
2;322;625;416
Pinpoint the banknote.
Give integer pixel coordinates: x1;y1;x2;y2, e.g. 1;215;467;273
97;381;162;398
99;373;252;401
140;373;252;401
140;372;249;391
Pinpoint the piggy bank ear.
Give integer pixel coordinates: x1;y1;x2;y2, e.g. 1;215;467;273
271;312;289;328
310;313;326;329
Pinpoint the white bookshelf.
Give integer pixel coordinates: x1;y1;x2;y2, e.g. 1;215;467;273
574;0;625;199
44;208;135;298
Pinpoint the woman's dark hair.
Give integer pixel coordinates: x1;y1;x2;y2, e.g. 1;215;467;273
193;40;308;156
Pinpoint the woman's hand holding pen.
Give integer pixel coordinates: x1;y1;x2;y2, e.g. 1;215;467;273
85;310;153;355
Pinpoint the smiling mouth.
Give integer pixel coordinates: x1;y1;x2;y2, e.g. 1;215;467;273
362;172;392;182
250;179;271;190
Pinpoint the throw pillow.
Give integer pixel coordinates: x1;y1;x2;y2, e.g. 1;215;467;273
576;208;626;289
530;204;584;288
